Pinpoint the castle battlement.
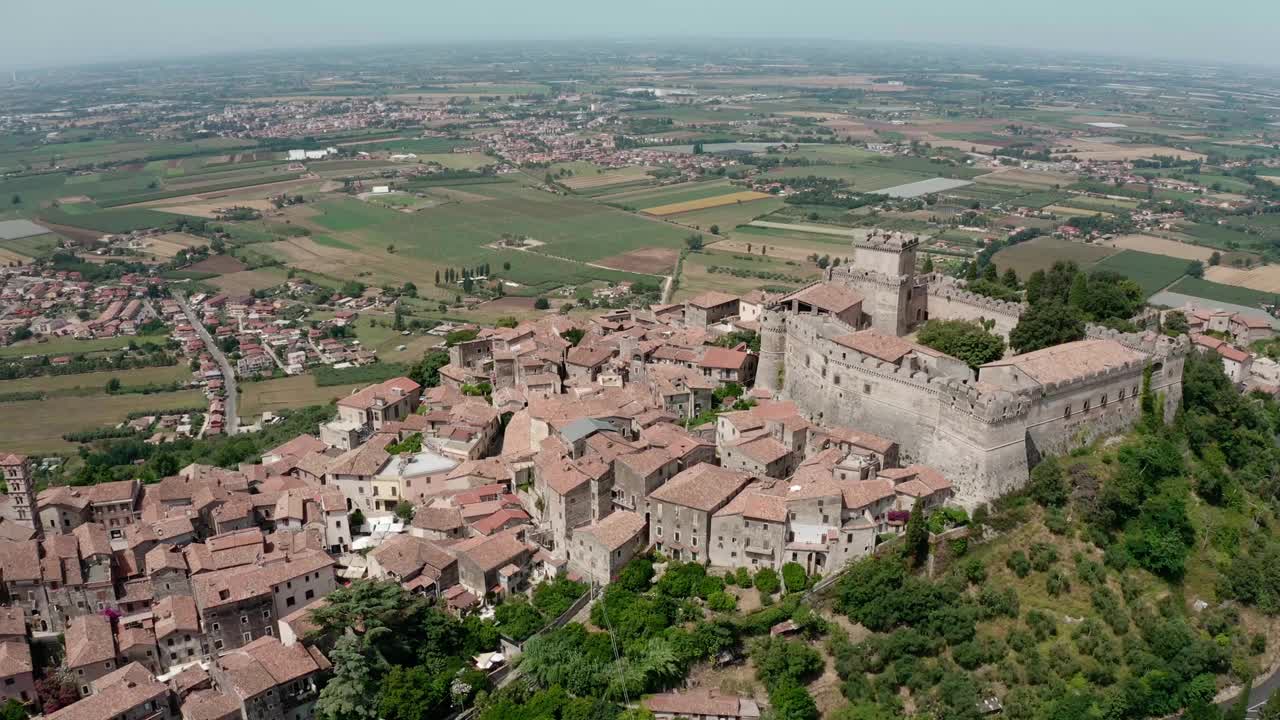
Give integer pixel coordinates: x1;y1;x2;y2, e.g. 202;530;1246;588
1086;325;1190;359
852;229;922;252
834;265;913;288
927;275;1027;319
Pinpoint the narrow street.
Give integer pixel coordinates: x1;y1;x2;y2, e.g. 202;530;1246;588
172;291;239;434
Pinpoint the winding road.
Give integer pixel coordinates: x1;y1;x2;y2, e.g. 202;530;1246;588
172;291;239;435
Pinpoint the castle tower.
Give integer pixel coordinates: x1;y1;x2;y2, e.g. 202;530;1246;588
844;231;925;336
756;309;787;395
1;454;38;535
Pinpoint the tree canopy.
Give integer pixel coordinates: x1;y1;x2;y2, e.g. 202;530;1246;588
916;319;1005;368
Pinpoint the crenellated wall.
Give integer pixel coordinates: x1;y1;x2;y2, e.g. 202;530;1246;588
925;275;1026;339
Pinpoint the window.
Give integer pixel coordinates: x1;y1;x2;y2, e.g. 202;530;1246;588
241;616;249;625
305;589;315;600
286;596;296;607
212;623;220;631
263;609;272;619
214;639;224;650
1119;388;1126;401
1101;394;1108;407
1064;404;1072;419
1083;399;1090;411
675;532;681;542
243;632;252;643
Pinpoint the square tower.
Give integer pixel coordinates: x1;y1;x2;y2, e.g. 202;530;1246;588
851;230;919;278
1;454;37;533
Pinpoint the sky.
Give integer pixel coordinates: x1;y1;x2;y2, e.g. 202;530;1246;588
5;0;1280;70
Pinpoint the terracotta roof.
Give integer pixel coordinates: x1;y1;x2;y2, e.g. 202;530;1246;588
0;640;31;679
47;663;169;720
733;434;793;466
832;330;917;363
617;447;677;477
153;595;201;640
716;484;788;522
411;506;464;532
699;346;751;370
0;607;25;639
65;614;116;669
566;344;615;368
192;551;333;611
216;635;330;701
37;485;90;510
328;436;393;476
649;464;753;512
840;479;897;509
452;531;529;573
73;522;114;558
182;688;243;720
686;291;739;309
782;282;864;313
578;510;646;550
335;377;421;411
0;540;42;582
980;338;1144;386
0;455;26;467
87;479;138;505
471;507;531;536
370;535;456;579
264;434;327;460
645;690;760;719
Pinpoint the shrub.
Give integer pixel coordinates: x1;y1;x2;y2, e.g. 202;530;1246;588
1045;568;1071;597
1007;550;1031;578
707;591;737;613
961;558;987;585
1030;542;1059;572
736;567;753;588
755;568;781;596
781;563;807;593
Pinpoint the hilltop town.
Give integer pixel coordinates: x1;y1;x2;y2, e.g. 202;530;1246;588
1;38;1280;720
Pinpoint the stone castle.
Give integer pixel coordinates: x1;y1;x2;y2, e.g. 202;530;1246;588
756;230;1188;505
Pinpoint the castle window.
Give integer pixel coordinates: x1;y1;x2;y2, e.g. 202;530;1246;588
834;374;841;386
863;383;871;394
1119;388;1126;401
1133;385;1139;397
1064;404;1072;419
1101;394;1108;406
1083;400;1090;411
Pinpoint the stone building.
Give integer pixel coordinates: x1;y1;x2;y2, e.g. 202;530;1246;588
569;510;648;585
209;636;330;720
753;229;1187;505
1;455;36;534
648;464;753;564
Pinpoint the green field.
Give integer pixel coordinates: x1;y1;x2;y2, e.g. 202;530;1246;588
1;233;62;259
766;165;928;191
616;181;745;210
992;236;1120;278
0;333;170;359
39;207;187;233
237;375;368;421
0;390;206;454
1092;250;1191;296
1166;277;1280;307
1178;222;1270;251
0;364;190;398
344;138;471;154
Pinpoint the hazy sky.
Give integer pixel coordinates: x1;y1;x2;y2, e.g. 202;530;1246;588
5;0;1280;70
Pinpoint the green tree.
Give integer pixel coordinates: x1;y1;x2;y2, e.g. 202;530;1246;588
921;256;935;273
0;699;28;720
1009;301;1085;354
393;501;414;521
1028;457;1068;507
317;635;382;720
378;665;449;720
755;567;781;596
685;234;705;251
904;501;929;567
1164;310;1189;336
916;319;1005;368
1188;260;1205;278
1258;688;1280;720
105;377;121;394
1227;678;1252;720
769;685;819;720
409;349;450;388
1002;267;1020;288
534;297;551;310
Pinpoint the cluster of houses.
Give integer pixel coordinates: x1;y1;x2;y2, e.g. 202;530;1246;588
1172;302;1280;391
0;267;165;346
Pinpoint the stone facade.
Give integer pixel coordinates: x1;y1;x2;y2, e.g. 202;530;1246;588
755;230;1187;506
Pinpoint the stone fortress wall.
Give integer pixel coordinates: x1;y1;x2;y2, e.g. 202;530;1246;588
755;228;1188;506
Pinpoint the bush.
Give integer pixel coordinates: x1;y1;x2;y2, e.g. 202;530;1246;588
1007;550;1031;578
1028;457;1069;507
534;297;550;310
961;558;987;586
707;591;737;612
782;563;808;593
1045;568;1071;597
1029;542;1059;572
755;568;781;596
736;567;753;588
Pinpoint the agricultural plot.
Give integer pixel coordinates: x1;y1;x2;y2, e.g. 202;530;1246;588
208;268;291;295
974;169;1078;188
766;165;928;191
0;333;169;359
135;232;209;259
1092;250;1192;296
0;365;191;398
991;236;1119;278
237;375;368;422
560;167;655;192
1104;234;1215;261
661;197;787;234
0;390;207;454
677;249;820;299
38;207;186;233
595;248;680;275
1165;277;1280;308
642;191;772;217
0;233;62;260
608;180;739;208
1203;264;1280;294
341;138;470;154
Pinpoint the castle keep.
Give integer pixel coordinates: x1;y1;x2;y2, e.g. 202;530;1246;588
756;230;1187;505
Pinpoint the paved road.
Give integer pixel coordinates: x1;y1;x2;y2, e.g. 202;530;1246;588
1217;665;1279;718
172;291;239;434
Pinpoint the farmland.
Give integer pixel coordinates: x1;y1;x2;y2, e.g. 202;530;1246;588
0;333;170;359
642;190;773;217
1092;250;1192;296
992;236;1119;278
1165;277;1279;307
0;364;191;397
237;375;368;421
0;389;205;454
